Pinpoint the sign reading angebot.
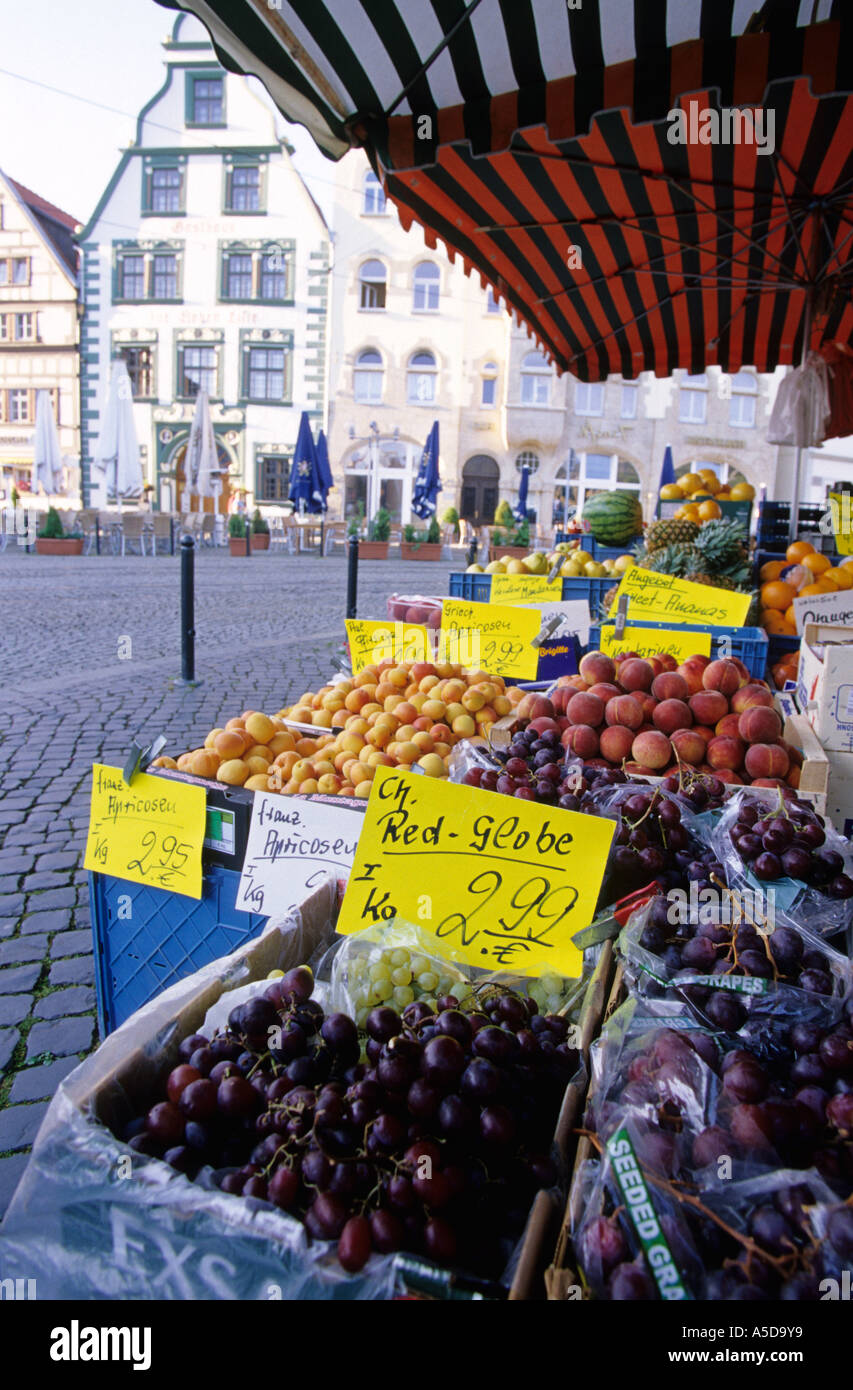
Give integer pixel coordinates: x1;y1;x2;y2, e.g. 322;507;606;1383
337;767;615;978
608;568;751;627
237;793;364;916
84;764;205;899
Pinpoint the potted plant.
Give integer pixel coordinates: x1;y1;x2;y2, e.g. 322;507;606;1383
228;513;249;556
401;514;442;561
250;508;270;551
490;517;530;561
441;505;459;538
35;505;84;556
360;506;391;559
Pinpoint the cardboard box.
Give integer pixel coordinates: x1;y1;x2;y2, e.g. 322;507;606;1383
826;748;853;840
783;712;829;815
796;624;853;753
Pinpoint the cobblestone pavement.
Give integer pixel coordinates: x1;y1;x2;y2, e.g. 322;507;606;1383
0;545;457;1214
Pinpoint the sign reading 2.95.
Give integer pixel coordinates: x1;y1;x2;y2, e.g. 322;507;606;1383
84;764;205;898
336;767;615;977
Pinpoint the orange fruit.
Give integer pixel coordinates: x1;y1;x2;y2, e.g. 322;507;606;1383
759;560;785;583
796;582;827;598
760;580;797;611
729;482;755;501
783;605;796;628
841;555;853;570
680;473;705;494
815;577;836;593
697;499;722;521
801;550;830;575
675;503;701;523
824;566;853;590
659;483;684;500
786;539;815;563
760;609;785;632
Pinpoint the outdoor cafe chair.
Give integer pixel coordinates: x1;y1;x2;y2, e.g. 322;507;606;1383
200;514;216;547
322;521;348;556
119;513;147;557
151;513;174;555
78;509;99;555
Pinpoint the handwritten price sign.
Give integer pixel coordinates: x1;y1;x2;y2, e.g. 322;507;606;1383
490;574;564;606
84;764;204;898
345;619;432;674
337;767;615;977
598;625;712;662
441;598;539;679
237;793;364;915
608;569;751;628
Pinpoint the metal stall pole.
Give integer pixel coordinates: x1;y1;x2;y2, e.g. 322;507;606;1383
179;533;199;684
346;536;359;619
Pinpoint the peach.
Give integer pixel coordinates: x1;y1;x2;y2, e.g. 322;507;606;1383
567;691;606;727
730;658;751;685
599;725;635;763
565;676;592;692
786;766;801;789
730;683;774;713
715;713;742;739
676;663;705;696
605;695;644;730
652;699;693;734
651;671;689;702
738;707;782;744
750;777;788;789
647;657;665;677
706;735;745;771
688;690;729;726
217;759;249;786
587;682;622;704
691;725;715;747
713;769;743;785
529;715;562;736
579;651;616;685
780;740;803;768
516;693;555;721
618;658;655;693
657;653;679;671
631;730;672;770
702;660;741;696
636;722;656;736
623;761;663;778
689;654;711;670
562;724;599;758
670;728;707;765
637;693;658;720
744;742;790;780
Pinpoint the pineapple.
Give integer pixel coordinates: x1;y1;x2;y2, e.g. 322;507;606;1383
685;572;737;590
692;518;747;568
645;518;700;551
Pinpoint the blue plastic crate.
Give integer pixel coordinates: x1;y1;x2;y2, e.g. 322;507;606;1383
90;864;268;1035
766;633;801;669
586;620;769;678
560;575;616;618
554;532;640;561
756;501;827;550
448;571;493;602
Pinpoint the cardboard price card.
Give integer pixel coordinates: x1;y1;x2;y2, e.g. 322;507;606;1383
490;573;564;606
608;568;751;628
345;619;432;674
84;764;205;898
237;793;364;915
598;625;712;662
793;587;853;635
336;767;615;977
441;598;540;679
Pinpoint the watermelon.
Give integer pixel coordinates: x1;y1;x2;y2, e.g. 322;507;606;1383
582;492;643;545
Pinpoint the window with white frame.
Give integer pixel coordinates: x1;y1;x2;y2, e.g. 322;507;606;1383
363;170;386;215
679;372;708;423
407;350;437;404
481;361;498;407
354;349;383;403
413;262;440;312
486;286;501;313
516;450;539;473
621;383;638;419
729;370;757;428
555;451;640;517
575;381;604;416
359;259;387;310
520;351;551;406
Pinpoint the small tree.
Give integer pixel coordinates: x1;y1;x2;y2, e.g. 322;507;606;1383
228;513;247;537
426;515;441;544
493;499;514;528
251;507;269;535
369;507;391;542
441;505;459;536
38;506;64;539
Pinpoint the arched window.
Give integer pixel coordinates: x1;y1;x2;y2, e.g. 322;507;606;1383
515;451;540;473
481;360;498;407
359;259;386;310
520;351;551;406
363;170;386;216
353;349;383;404
407;350;437;405
679;372;708;424
730;370;757;428
413;262;440;312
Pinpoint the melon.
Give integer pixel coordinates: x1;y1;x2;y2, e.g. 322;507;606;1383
582;492;644;545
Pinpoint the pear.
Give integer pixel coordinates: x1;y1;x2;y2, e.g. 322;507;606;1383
466;563;485;574
613;554;634;574
584;561;607;577
505;558;527;574
560;559;582;577
485;560;507;574
574;550;592;566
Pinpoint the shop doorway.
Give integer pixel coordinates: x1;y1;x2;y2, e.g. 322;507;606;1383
172;438;233;514
461;454;499;525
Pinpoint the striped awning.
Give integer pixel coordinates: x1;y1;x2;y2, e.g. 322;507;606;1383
158;0;853;379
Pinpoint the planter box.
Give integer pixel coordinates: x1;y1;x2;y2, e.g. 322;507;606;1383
251;532;270;550
401;542;442;561
359;540;389;559
229;536;251;555
35;537;84;555
490;545;528;561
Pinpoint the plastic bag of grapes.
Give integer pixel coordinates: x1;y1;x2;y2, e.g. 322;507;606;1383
712;787;853;943
620;894;852;1022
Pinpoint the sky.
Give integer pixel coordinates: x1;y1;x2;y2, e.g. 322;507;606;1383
0;0;336;225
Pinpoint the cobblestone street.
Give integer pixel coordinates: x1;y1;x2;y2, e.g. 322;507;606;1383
0;546;456;1213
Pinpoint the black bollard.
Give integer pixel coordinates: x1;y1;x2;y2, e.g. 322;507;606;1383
179;533;197;683
95;515;101;556
346;536;358;618
169;515;175;556
245;519;251;556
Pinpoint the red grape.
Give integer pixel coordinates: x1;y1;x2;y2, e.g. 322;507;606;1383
338;1216;372;1272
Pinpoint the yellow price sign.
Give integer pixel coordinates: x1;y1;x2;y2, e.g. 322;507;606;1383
441;598;540;679
84;764;205;898
490;573;564;606
346;619;432;674
829;492;853;556
337;766;615;977
608;568;751;628
598;625;712;663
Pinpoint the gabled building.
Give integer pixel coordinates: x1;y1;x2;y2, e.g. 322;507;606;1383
0;171;80;500
78;13;330;511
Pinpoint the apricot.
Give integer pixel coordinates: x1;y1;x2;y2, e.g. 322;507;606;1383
244;774;272;791
217;759;249;786
418;753;446;777
317;773;343;795
214;729;246;760
268;731;296;756
204;728;224;749
189;750;220;779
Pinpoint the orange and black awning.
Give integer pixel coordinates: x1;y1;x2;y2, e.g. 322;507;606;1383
157;0;853;379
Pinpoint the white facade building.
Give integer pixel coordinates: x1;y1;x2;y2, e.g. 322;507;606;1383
78;15;329;513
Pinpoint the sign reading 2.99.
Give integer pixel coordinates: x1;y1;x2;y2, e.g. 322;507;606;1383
336;767;615;977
